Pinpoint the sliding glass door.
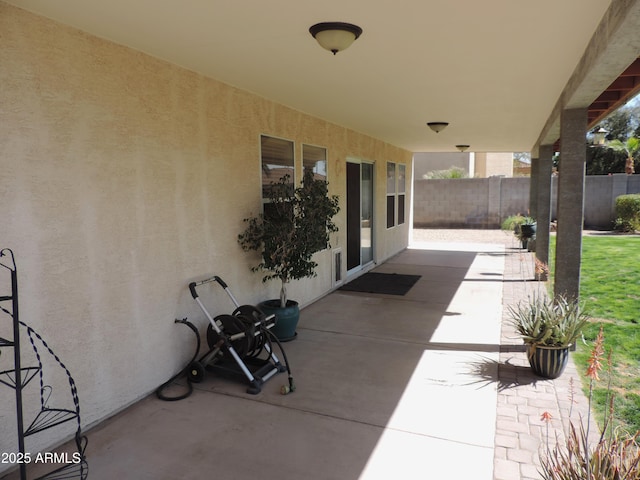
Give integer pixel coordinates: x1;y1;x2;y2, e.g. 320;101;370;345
346;161;374;273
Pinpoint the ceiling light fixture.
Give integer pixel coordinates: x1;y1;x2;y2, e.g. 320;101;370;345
427;122;449;133
456;145;470;152
309;22;363;55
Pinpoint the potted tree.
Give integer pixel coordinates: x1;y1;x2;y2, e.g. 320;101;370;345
508;294;589;378
238;170;340;341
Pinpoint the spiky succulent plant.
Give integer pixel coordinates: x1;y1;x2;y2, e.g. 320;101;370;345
508;294;589;347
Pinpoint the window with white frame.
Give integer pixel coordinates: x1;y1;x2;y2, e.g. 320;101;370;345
386;162;406;228
387;162;396;228
302;144;327;181
261;135;294;202
398;164;406;225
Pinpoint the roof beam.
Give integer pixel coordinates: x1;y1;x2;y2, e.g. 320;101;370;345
534;0;640;154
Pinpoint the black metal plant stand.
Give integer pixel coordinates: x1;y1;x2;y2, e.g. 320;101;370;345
0;249;88;479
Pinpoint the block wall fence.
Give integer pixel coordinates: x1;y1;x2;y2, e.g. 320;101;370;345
413;174;640;229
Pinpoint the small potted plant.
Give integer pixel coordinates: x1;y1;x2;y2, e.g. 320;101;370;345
501;214;535;248
508;294;589;378
500;214;526;234
517;216;536;250
238;170;340;341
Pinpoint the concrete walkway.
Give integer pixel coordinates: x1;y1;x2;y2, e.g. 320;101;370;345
1;230;594;480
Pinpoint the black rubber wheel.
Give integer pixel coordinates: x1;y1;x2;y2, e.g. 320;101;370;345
187;361;205;383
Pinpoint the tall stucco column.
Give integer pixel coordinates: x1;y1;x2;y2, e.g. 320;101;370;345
529;156;539;219
554;108;587;300
535;145;553;280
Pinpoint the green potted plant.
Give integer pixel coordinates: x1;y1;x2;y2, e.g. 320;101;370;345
516;216;536;249
500;214;526;234
508;294;589;378
238;170;340;341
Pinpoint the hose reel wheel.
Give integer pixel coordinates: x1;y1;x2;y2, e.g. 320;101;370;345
232;305;269;324
187;361;205;383
207;312;260;358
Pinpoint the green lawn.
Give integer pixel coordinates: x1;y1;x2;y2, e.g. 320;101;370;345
549;235;640;434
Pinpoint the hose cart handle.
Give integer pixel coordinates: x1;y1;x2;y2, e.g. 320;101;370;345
189;276;229;299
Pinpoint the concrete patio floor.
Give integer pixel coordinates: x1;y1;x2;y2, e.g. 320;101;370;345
2;230;594;480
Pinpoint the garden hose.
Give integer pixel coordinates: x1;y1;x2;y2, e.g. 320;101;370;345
155;318;200;401
156;311;294;400
264;328;295;395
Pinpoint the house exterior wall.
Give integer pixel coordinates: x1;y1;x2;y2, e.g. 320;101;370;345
475;152;514;178
0;3;411;464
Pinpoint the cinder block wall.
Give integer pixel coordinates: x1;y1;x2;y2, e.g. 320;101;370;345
499;177;531;218
412;178;489;228
414;174;640;229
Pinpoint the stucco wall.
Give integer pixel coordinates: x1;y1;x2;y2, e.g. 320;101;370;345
474;152;514;178
0;3;411;466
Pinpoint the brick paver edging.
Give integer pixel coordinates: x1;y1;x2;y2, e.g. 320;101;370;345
494;244;596;480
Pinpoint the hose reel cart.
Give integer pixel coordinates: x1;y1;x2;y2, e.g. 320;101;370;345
185;275;293;395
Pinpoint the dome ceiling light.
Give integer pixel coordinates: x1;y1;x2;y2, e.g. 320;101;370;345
309;22;363;55
427;122;449;133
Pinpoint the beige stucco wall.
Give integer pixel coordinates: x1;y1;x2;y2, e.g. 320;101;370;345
0;3;411;464
474;152;514;178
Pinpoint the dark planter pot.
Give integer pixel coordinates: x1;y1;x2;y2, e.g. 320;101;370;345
520;223;536;235
526;344;570;379
520;223;536;249
258;299;300;342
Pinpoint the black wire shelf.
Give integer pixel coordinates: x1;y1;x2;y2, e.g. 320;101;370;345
24;408;80;437
0;366;40;389
1;248;89;479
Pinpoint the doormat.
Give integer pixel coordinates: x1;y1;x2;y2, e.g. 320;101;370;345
339;272;421;296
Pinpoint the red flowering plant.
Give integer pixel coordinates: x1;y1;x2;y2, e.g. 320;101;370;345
539;326;640;479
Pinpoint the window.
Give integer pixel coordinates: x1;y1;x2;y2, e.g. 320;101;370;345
261;135;294;201
386;162;406;227
398;164;406;225
387;162;396;228
302;144;327;181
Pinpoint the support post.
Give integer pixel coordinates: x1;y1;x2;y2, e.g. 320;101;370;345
529;156;539;219
535;145;554;280
554;108;587;300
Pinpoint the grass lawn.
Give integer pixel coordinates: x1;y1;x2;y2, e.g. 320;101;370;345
549;234;640;434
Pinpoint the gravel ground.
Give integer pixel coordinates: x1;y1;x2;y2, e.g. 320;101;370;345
411;228;515;245
410;227;626;246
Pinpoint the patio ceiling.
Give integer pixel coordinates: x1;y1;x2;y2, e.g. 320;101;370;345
6;0;640;153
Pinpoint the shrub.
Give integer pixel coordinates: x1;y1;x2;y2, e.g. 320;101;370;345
613;194;640;232
422;166;468;179
501;214;526;232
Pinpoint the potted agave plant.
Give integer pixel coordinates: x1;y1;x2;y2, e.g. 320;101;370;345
508;294;589;378
238;169;340;341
